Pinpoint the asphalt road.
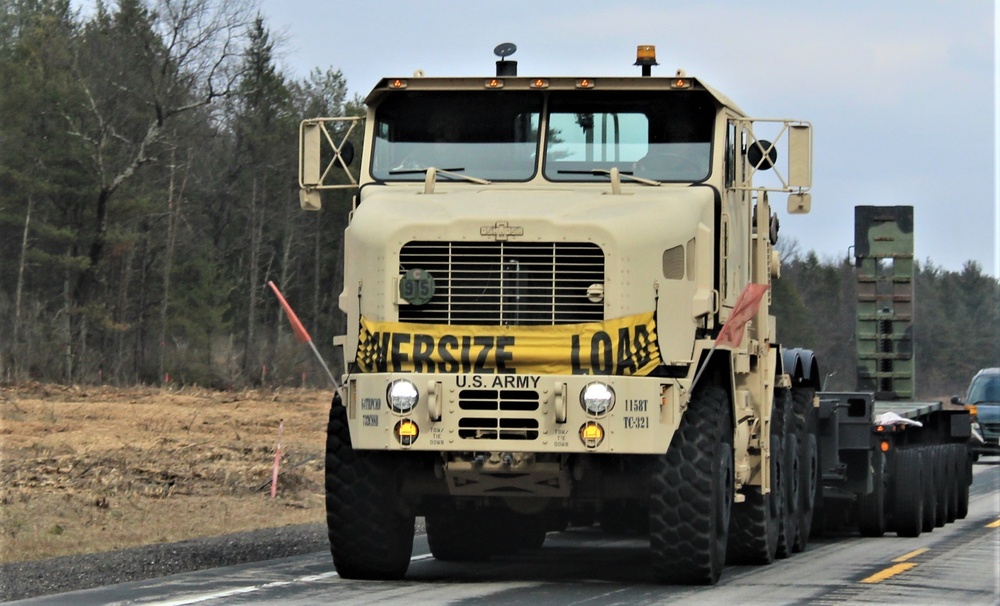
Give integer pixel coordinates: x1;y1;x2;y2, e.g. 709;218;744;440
11;461;999;606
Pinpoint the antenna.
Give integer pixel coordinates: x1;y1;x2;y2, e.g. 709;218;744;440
494;42;518;77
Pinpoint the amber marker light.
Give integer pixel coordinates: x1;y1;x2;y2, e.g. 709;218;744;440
395;420;419;446
579;421;605;448
635;45;657;63
389;79;407;89
485;78;504;89
880;440;890;452
576;78;595;89
671;78;691;89
530;78;549;89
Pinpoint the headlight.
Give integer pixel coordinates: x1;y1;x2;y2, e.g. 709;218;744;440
580;382;615;416
387;379;419;413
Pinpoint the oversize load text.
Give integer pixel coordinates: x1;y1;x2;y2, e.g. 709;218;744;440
355;312;661;376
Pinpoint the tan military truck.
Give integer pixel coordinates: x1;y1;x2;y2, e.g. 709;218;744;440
297;45;969;584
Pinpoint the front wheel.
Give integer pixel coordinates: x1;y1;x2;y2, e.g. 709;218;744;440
325;397;415;579
649;386;733;585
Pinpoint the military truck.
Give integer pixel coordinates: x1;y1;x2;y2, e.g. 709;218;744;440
811;206;974;538
296;45;971;585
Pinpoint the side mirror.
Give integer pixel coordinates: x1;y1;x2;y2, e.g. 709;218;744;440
950;395;961;405
339;140;355;167
747;139;777;171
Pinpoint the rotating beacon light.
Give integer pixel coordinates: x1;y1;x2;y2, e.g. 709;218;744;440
634;45;658;77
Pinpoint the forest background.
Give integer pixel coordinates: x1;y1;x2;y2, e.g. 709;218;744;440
1;0;997;399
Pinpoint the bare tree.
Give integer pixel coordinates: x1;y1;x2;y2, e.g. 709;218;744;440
58;0;257;379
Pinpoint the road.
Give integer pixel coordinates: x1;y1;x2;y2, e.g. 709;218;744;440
13;461;999;606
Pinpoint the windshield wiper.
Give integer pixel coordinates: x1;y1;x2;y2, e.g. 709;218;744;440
390;166;464;175
558;168;661;187
389;166;490;193
557;167;660;194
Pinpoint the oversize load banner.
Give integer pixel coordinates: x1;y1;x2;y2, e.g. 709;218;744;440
356;312;661;376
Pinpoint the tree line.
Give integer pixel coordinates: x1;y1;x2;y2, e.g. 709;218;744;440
1;0;996;397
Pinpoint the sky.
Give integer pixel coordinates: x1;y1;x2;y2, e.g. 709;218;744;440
259;0;996;276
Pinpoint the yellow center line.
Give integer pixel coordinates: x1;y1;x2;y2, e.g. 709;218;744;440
893;547;929;562
987;518;1000;529
861;562;919;584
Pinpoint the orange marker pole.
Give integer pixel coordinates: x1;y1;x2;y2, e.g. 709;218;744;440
267;281;342;395
270;420;283;499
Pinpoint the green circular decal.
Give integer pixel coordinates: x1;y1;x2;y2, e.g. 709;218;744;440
400;268;435;306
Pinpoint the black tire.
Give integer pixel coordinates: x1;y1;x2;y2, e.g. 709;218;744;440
728;391;784;565
945;445;961;523
919;447;936;533
649;386;733;585
932;445;950;527
774;388;797;559
858;451;887;537
891;448;923;538
325;398;415;579
791;386;818;552
426;504;495;561
956;444;971;519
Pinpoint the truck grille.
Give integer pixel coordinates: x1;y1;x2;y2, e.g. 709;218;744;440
457;389;540;440
398;241;604;325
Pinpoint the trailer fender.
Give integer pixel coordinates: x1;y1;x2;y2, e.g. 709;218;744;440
781;348;820;390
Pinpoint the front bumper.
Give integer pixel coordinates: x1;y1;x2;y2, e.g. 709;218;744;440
343;372;685;454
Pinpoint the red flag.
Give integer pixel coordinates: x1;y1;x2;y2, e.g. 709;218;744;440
268;281;312;344
715;283;770;348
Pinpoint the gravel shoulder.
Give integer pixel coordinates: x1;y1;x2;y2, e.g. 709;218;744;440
0;522;330;602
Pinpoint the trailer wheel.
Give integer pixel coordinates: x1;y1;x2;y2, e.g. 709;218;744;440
649;386;733;584
728;391;784;565
325;397;414;579
857;451;887;537
955;444;971;519
945;445;961;523
919;447;937;533
791;385;817;552
932;445;950;527
891;447;923;538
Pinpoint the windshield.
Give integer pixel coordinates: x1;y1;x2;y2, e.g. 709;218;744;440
371;91;541;181
544;90;715;182
968;374;1000;403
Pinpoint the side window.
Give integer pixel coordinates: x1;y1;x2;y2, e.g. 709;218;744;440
725;121;736;188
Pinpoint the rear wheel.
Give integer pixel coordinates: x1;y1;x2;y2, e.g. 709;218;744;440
891;448;923;538
932;445;950;527
791;385;818;552
945;445;961;523
728;390;784;565
649;386;733;585
325;398;414;579
919;447;937;533
857;451;887;537
774;388;797;559
955;444;971;519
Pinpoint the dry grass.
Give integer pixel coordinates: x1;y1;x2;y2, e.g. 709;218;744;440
0;383;331;564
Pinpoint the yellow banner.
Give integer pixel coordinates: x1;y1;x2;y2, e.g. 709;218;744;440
356;312;661;376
